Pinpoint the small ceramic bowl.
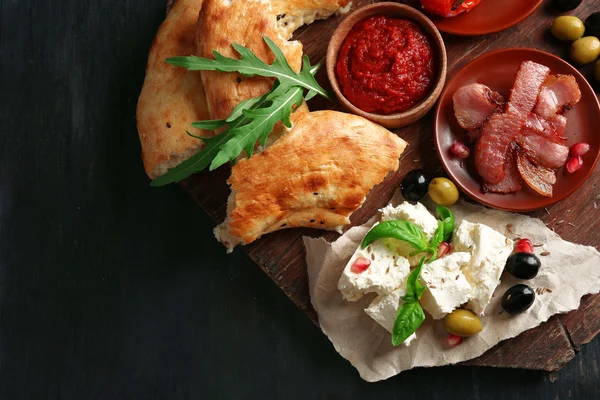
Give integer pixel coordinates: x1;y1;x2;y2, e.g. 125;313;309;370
326;2;447;129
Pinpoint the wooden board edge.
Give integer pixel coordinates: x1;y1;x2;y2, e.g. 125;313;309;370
462;316;576;371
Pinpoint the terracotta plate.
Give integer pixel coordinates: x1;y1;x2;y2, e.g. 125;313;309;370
431;0;543;36
434;48;600;212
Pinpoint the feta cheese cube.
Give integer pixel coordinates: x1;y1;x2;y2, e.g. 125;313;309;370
453;220;513;315
364;287;417;346
419;252;472;319
337;241;411;302
380;202;439;265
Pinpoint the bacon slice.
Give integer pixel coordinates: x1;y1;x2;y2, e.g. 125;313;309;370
453;83;505;130
483;143;522;194
522;113;567;144
516;134;569;169
534;75;582;119
475;61;550;184
549;114;567;138
467;127;482;143
516;151;555;197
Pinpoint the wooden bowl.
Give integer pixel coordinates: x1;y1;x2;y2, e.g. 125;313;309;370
326;2;447;129
434;48;600;212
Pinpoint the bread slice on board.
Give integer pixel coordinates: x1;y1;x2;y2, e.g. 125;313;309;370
196;0;351;121
215;110;408;252
136;0;210;179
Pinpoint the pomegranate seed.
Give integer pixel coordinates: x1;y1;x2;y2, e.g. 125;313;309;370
450;141;470;159
570;142;590;157
566;156;583;173
351;257;371;273
445;334;464;347
438;242;452;258
515;238;533;254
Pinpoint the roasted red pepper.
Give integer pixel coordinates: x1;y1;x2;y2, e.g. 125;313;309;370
421;0;482;17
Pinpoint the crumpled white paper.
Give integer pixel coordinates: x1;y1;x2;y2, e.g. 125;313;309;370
304;194;600;382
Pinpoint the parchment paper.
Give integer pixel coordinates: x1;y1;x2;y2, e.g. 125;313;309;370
304;194;600;382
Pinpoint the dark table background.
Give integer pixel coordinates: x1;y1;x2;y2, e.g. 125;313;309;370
1;0;598;398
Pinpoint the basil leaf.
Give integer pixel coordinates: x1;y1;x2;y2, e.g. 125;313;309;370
429;220;445;251
392;301;426;346
361;220;428;251
436;206;455;242
402;257;426;303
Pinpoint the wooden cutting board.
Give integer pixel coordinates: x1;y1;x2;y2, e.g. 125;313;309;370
171;0;600;371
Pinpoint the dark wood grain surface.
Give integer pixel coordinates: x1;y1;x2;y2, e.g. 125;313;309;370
182;0;600;371
1;0;599;398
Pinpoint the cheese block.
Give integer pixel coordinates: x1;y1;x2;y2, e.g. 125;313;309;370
338;240;411;302
379;202;439;266
453;220;513;315
419;252;472;319
365;287;417;346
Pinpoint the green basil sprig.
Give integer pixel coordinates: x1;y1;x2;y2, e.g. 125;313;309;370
360;205;455;346
392;257;426;345
361;221;428;252
437;206;455;242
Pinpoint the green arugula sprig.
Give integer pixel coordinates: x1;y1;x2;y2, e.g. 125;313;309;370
151;37;330;186
361;206;455;346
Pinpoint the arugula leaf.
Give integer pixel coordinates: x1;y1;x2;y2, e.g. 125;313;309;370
361;221;428;252
150;45;326;187
436;206;455;242
190;120;227;131
226;95;265;123
209;85;304;170
149;87;277;186
166;37;330;100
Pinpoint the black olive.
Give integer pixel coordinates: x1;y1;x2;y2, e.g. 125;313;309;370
501;284;535;314
553;0;582;12
585;12;600;39
505;252;541;279
401;169;431;201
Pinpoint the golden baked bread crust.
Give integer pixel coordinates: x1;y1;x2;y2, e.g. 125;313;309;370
136;0;210;178
215;110;407;251
196;0;351;121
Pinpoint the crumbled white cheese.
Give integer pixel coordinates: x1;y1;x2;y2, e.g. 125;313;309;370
337;241;410;302
453;220;513;315
379;202;439;265
364;287;417;346
419;252;472;319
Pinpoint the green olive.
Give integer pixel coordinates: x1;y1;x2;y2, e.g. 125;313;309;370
570;36;600;65
551;16;585;42
444;309;483;337
595;60;600;83
428;177;459;206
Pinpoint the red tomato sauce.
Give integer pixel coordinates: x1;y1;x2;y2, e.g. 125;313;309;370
336;15;435;115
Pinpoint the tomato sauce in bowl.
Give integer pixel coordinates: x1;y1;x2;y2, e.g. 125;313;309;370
335;15;435;115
